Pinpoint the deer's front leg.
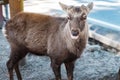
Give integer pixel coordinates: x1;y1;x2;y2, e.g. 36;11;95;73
51;59;61;80
65;61;75;80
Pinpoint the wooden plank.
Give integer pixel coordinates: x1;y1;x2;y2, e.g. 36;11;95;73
89;30;120;50
9;0;23;17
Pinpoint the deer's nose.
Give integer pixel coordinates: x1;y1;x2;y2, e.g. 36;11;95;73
71;30;79;36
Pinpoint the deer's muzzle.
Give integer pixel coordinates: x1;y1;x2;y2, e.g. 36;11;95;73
71;29;79;36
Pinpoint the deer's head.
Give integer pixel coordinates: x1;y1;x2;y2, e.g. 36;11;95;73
59;2;93;39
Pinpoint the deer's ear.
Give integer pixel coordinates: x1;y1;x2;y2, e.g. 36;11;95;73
87;2;93;12
59;2;68;11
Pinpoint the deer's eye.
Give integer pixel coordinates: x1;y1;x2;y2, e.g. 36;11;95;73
81;14;87;20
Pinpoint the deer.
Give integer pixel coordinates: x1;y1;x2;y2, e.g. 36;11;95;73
2;2;93;80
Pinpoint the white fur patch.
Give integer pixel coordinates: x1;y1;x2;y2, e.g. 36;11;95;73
71;34;79;39
73;13;82;17
2;22;7;37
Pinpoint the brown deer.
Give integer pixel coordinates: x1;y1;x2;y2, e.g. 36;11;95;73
3;2;93;80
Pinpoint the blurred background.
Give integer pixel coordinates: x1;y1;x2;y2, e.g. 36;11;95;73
0;0;120;80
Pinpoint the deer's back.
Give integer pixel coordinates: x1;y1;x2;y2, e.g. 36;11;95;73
5;12;65;55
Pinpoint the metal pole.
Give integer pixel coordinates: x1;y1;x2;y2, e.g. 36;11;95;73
4;4;9;19
0;5;4;29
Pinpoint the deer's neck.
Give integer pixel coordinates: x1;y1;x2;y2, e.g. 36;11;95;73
61;21;88;57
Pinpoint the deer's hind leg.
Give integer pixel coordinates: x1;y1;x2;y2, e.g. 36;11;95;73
6;43;28;80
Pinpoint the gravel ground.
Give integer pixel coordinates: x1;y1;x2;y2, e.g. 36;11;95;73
0;29;120;80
